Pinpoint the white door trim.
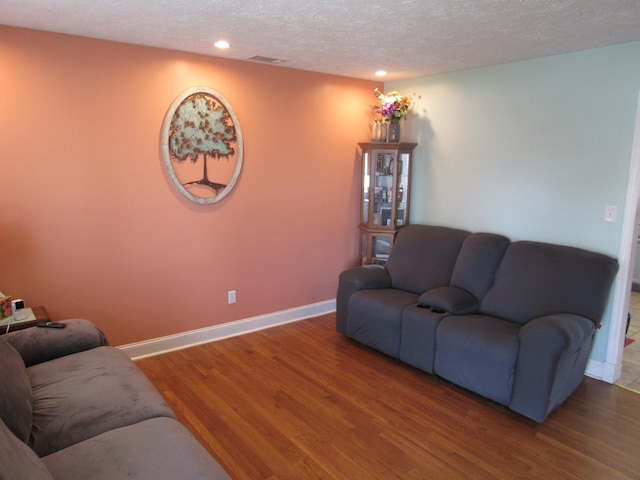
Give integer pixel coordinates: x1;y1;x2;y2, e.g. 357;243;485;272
601;90;640;383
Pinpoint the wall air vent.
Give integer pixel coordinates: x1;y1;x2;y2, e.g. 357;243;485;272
247;55;286;64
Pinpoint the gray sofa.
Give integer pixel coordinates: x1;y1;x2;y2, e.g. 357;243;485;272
0;319;230;480
337;224;619;422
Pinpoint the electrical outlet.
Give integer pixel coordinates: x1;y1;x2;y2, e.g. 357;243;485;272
228;290;236;304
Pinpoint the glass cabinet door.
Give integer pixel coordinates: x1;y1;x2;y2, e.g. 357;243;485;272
372;151;395;227
395;152;410;227
362;149;398;228
362;151;370;225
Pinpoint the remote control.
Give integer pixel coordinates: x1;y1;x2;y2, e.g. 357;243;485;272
36;321;66;329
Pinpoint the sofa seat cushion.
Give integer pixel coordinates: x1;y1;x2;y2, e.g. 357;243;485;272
42;417;231;480
400;305;449;373
0;339;33;443
0;418;53;480
434;315;521;405
348;288;419;358
27;346;175;457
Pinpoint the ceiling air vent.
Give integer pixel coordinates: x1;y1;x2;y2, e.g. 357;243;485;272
247;55;286;64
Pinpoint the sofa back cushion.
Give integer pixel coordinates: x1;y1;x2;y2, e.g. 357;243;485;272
0;418;53;480
450;232;510;299
385;225;470;294
0;338;33;443
480;241;619;325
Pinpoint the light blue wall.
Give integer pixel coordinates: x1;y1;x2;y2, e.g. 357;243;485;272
387;42;640;363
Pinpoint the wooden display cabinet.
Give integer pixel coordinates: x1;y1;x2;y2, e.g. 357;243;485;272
358;142;417;265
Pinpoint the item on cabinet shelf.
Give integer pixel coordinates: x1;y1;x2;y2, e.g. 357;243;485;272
381;208;392;226
388;118;401;142
379;120;387;143
397;184;404;203
373;89;414;144
373;88;414;121
372;119;388;142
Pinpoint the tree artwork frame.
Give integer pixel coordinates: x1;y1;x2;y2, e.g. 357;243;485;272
160;86;243;204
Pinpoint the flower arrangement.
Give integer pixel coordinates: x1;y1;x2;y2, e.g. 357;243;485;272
374;88;413;120
1;295;13;319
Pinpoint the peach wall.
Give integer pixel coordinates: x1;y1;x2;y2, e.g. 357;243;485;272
0;26;378;345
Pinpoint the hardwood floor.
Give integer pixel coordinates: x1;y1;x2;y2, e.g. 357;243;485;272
136;313;640;479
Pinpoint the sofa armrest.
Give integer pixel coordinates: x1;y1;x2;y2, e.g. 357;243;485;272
336;265;391;334
339;265;391;290
5;319;109;367
510;313;595;422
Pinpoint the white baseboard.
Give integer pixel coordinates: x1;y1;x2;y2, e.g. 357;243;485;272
119;299;336;360
585;359;621;384
585;360;604;381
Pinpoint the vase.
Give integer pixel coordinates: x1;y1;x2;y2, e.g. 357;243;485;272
387;119;400;142
379;120;387;142
371;119;379;142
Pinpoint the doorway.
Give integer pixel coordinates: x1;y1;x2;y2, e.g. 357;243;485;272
618;289;640;391
611;91;640;389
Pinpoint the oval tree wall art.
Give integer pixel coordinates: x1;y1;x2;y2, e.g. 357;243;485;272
161;86;243;204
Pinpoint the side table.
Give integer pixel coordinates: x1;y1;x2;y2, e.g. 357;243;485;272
1;306;51;334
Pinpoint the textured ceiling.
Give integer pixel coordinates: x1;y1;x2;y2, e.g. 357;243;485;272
2;0;640;80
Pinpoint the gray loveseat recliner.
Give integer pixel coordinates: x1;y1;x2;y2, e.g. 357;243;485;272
337;224;619;422
0;319;230;480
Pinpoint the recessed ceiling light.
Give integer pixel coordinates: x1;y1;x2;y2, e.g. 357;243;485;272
214;40;230;49
375;70;387;77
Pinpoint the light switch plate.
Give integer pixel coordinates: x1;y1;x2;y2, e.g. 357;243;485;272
604;205;617;223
